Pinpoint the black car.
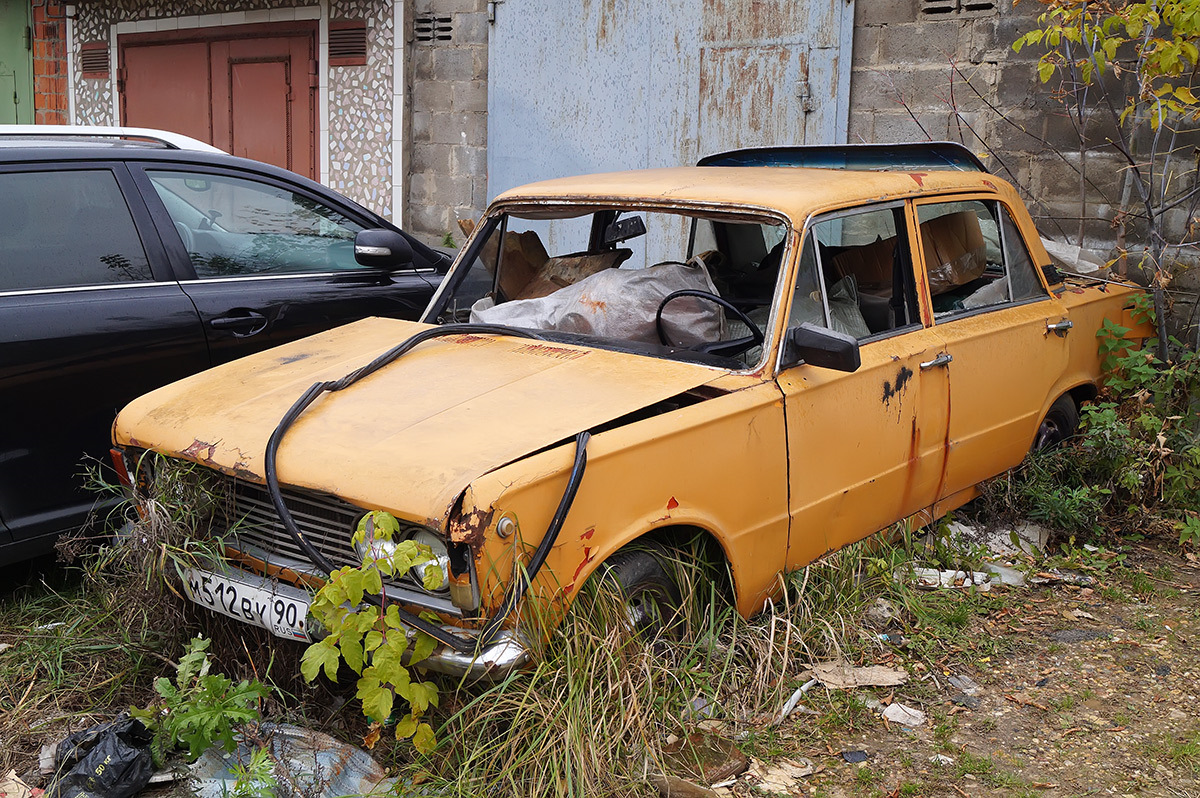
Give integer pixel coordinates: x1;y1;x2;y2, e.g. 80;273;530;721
0;127;450;564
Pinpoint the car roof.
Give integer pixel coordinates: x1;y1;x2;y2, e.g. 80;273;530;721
492;166;1015;222
0;125;224;152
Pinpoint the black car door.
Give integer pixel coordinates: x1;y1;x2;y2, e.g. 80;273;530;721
0;163;208;556
129;164;439;366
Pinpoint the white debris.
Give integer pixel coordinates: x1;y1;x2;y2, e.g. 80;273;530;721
903;567;992;591
747;758;814;794
930;754;956;766
882;702;927;727
774;679;818;725
985;563;1027;587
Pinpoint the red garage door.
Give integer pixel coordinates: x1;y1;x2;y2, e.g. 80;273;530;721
120;23;317;179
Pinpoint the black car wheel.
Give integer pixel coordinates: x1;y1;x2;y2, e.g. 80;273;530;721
1034;394;1080;451
592;546;683;639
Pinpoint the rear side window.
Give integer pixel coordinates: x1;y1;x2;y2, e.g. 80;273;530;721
916;200;1048;318
0;170;152;291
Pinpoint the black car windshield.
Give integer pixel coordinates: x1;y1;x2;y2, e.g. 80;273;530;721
424;206;788;369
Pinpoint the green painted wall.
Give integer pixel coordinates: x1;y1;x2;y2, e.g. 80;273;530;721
0;0;33;124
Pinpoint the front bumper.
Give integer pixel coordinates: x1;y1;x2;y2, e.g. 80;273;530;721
187;559;528;680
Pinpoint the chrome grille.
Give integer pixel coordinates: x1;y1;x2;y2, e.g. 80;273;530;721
222;480;425;574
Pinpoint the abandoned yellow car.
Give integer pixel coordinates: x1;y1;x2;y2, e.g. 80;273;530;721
111;144;1150;677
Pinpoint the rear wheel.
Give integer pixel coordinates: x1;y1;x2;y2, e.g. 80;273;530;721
1034;394;1079;451
592;546;682;638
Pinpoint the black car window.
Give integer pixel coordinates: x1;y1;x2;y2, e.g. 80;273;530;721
146;170;368;278
0;169;152;291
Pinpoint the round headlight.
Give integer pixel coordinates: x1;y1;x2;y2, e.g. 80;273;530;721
353;533;398;564
411;529;450;592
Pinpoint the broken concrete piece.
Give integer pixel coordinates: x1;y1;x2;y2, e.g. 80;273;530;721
808;660;908;689
903;567;992;591
882;702;927;727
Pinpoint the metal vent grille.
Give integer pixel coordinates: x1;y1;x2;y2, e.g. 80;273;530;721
80;43;108;77
329;20;367;66
920;0;996;17
414;16;453;43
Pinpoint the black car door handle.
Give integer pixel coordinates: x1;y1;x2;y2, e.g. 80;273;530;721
209;311;268;336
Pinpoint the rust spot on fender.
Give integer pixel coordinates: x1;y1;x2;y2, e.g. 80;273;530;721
580;528;595;541
667;496;679;511
982;179;997;191
181;439;219;464
908;172;928;187
882;366;914;408
448;505;495;546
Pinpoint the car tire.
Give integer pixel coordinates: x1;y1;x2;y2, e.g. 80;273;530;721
592;545;683;638
1034;394;1079;451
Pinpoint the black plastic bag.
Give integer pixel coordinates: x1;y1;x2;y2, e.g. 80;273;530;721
47;715;154;798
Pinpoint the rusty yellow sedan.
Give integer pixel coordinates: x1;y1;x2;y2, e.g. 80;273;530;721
112;144;1150;677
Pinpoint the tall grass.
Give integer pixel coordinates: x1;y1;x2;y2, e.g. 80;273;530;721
399;531;970;798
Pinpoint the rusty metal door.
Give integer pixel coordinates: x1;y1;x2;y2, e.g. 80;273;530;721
121;25;317;178
487;0;854;199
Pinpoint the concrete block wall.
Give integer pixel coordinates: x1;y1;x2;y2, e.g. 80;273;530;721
849;0;1200;258
406;0;489;241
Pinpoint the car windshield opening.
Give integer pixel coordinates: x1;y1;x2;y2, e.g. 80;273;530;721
427;207;788;369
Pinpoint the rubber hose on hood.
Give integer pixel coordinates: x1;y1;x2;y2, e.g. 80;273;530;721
263;323;590;654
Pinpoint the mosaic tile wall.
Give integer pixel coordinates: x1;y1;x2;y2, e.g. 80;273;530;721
73;0;396;218
328;0;395;217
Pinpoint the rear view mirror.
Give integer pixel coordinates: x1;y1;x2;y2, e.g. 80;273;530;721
783;323;861;372
355;229;414;269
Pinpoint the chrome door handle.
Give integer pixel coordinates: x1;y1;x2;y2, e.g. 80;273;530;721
1046;319;1074;336
920;352;953;370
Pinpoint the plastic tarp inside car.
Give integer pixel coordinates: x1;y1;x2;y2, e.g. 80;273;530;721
470;258;727;347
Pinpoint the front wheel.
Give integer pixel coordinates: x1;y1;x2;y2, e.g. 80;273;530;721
1034;394;1079;451
591;546;682;639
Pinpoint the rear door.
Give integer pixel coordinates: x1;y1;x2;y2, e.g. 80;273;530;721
913;197;1070;499
0;163;207;553
130;164;437;366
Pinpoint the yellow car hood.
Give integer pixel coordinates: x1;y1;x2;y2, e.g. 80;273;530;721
114;318;718;527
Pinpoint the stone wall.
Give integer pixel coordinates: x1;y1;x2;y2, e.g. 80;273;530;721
406;0;489;240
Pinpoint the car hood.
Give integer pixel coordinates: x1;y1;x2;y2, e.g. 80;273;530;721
113;318;719;527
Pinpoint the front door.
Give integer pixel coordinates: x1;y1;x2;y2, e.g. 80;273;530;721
777;203;950;567
0;0;33;124
120;24;317;178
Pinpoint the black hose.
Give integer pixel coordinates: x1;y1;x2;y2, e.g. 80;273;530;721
263;323;589;654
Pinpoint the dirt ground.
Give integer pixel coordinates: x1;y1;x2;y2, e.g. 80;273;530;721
2;533;1198;798
742;540;1200;798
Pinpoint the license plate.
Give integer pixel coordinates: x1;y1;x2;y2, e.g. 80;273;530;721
182;567;313;642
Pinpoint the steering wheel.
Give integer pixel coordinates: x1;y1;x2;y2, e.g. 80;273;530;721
655;289;764;358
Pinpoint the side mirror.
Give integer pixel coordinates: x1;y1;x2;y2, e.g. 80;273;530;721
783;323;861;372
355;228;414;269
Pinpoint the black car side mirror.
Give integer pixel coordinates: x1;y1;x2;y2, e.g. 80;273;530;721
783;323;861;372
355;229;414;269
